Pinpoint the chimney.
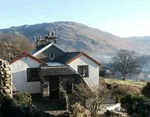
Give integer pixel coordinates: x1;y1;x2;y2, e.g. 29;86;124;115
48;32;51;36
45;31;57;44
51;31;55;36
36;36;45;46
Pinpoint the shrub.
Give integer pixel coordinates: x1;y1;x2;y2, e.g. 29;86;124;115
113;84;141;96
104;110;121;117
69;102;91;117
142;82;150;97
13;91;33;106
120;93;150;116
99;69;106;77
1;97;55;117
115;95;121;103
69;103;80;117
106;83;118;90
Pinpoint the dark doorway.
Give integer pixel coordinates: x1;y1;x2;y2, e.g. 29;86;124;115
49;77;59;99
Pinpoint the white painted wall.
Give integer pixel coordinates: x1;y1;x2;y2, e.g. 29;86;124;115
10;57;42;94
68;55;100;91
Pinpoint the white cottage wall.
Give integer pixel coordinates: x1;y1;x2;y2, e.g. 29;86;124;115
68;55;100;91
10;57;41;94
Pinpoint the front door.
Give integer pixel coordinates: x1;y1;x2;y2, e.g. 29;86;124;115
49;77;59;99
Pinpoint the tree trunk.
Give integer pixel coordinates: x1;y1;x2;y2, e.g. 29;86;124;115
123;73;127;81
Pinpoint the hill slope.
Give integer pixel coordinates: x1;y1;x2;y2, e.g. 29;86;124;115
0;21;150;62
125;36;150;43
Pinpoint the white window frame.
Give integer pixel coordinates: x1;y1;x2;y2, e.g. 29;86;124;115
49;53;54;60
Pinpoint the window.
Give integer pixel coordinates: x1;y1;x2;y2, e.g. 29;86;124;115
78;65;89;77
66;82;72;94
49;53;54;60
27;68;40;82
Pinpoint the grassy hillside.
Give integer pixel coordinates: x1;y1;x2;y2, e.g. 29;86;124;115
104;78;147;88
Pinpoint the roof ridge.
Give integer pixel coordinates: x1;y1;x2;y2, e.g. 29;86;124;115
32;43;66;56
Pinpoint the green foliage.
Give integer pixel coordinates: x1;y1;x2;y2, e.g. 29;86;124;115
142;82;150;97
104;110;120;117
115;95;121;103
120;93;150;116
1;97;55;117
69;103;80;117
13;91;32;106
99;69;106;77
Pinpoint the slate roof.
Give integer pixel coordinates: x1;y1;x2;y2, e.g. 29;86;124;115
30;43;49;55
30;42;101;66
55;52;102;66
30;42;66;56
41;65;78;76
40;65;79;82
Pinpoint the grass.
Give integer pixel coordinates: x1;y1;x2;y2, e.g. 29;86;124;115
104;78;147;88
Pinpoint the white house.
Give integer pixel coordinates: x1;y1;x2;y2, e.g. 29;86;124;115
9;32;102;100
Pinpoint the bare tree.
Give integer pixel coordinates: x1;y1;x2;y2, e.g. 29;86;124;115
85;78;112;117
110;49;141;80
0;33;35;61
60;77;111;117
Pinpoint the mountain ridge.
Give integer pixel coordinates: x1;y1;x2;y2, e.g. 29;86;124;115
0;21;150;62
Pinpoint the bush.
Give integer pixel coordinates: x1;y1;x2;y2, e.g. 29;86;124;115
1;97;55;117
120;93;150;116
112;84;141;96
104;110;120;117
115;95;121;103
69;103;81;117
69;102;91;117
99;69;106;77
142;82;150;97
13;91;33;106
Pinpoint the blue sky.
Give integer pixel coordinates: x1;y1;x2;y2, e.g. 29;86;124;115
0;0;150;37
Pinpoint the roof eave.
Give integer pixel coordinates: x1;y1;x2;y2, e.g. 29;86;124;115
9;53;48;66
66;52;102;66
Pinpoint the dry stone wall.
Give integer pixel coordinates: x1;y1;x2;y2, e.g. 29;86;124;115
41;82;50;100
0;59;13;99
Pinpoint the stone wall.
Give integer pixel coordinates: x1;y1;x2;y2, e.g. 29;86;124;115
41;82;50;100
59;76;93;109
59;76;75;110
0;59;13;99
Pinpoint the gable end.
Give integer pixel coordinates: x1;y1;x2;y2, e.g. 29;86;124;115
9;53;47;65
66;52;102;66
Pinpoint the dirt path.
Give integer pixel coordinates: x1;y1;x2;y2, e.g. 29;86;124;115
97;110;107;117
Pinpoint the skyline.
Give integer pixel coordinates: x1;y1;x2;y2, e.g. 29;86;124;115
0;0;150;38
